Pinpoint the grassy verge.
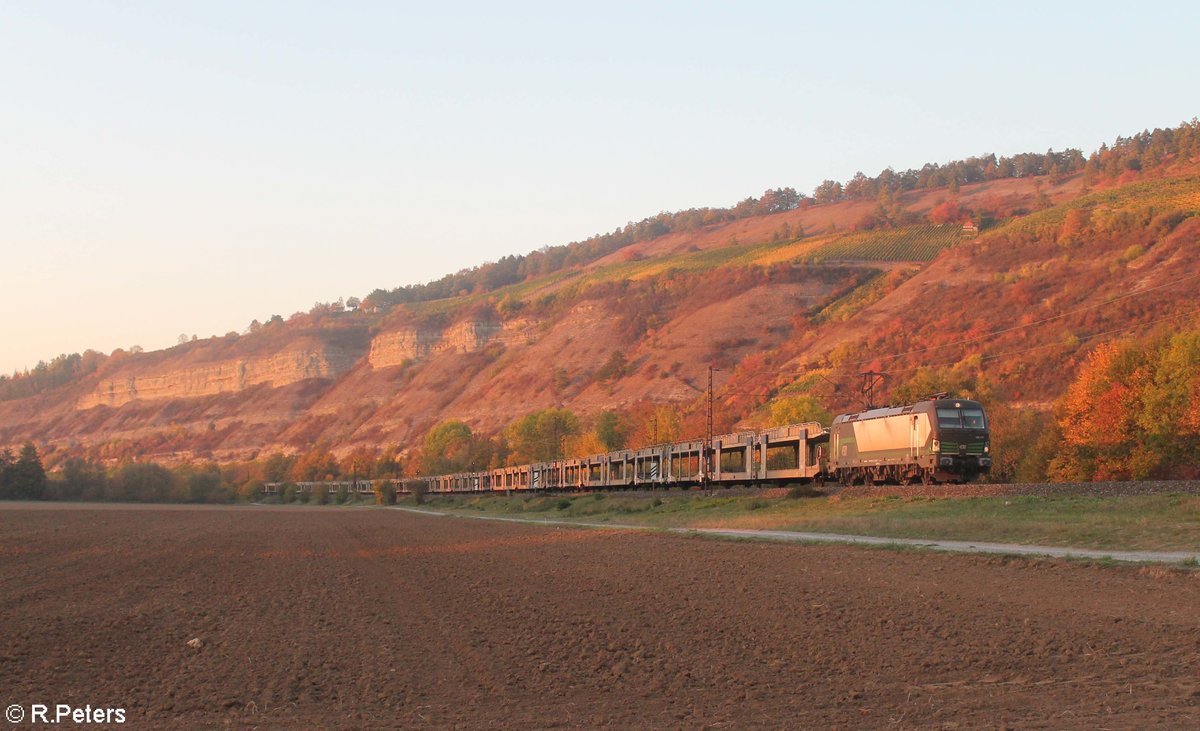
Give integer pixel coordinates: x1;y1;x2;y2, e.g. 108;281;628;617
403;490;1200;553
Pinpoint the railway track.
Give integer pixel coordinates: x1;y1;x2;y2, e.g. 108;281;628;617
436;479;1200;501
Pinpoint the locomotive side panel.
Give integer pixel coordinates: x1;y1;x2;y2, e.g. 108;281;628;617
851;412;931;458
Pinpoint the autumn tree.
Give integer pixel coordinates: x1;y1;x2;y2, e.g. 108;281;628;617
1049;326;1200;481
177;462;225;503
1051;341;1147;480
371;445;405;479
813;180;844;204
421;420;488;475
928;199;965;225
595;410;630;451
290;442;340;482
373;480;397;505
1057;207;1091;246
626;403;683;448
767;395;832;427
563;430;607;459
556;402;629;460
505;408;580;464
57;457;107;500
1138;328;1200;469
262;452;295;484
340;445;379;481
984;403;1057;484
106;461;177;502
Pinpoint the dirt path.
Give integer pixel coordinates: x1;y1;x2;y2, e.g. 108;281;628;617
1;503;1197;728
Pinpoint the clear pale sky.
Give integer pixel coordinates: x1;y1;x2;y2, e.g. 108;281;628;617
2;1;1197;375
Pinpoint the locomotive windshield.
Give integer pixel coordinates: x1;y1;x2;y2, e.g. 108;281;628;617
936;406;987;429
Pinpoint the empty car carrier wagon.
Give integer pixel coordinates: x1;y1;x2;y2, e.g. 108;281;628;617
419;422;830;494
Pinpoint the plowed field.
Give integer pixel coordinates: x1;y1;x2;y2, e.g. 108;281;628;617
1;503;1198;729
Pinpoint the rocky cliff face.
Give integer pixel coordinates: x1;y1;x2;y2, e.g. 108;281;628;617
368;319;539;369
78;346;359;409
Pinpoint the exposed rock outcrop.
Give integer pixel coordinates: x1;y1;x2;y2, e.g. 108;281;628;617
78;347;357;409
368;319;539;369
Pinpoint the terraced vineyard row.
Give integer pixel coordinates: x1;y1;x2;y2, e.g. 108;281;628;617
807;224;961;262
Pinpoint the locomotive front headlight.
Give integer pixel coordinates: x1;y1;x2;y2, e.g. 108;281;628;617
984;443;990;453
932;439;940;453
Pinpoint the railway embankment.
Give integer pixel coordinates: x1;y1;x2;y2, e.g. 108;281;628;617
831;479;1200;500
408;480;1200;558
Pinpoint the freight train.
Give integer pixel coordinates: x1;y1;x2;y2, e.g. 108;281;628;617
262;397;991;498
398;396;990;495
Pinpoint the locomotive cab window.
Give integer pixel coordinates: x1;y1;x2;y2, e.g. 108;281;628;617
937;407;988;429
936;408;961;428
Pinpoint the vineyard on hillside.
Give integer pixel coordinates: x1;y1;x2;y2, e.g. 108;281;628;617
807;224;962;263
574;224;962;288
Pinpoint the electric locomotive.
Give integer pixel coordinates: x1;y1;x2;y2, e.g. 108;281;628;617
827;397;991;485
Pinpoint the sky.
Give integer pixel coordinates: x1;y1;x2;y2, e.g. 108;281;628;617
2;1;1198;375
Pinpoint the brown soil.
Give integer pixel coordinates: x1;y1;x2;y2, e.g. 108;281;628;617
2;503;1198;729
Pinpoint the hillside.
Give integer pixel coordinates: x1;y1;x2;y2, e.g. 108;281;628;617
2;122;1199;482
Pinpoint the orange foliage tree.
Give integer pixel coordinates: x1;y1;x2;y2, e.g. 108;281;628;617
928;199;965;225
1050;325;1200;480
